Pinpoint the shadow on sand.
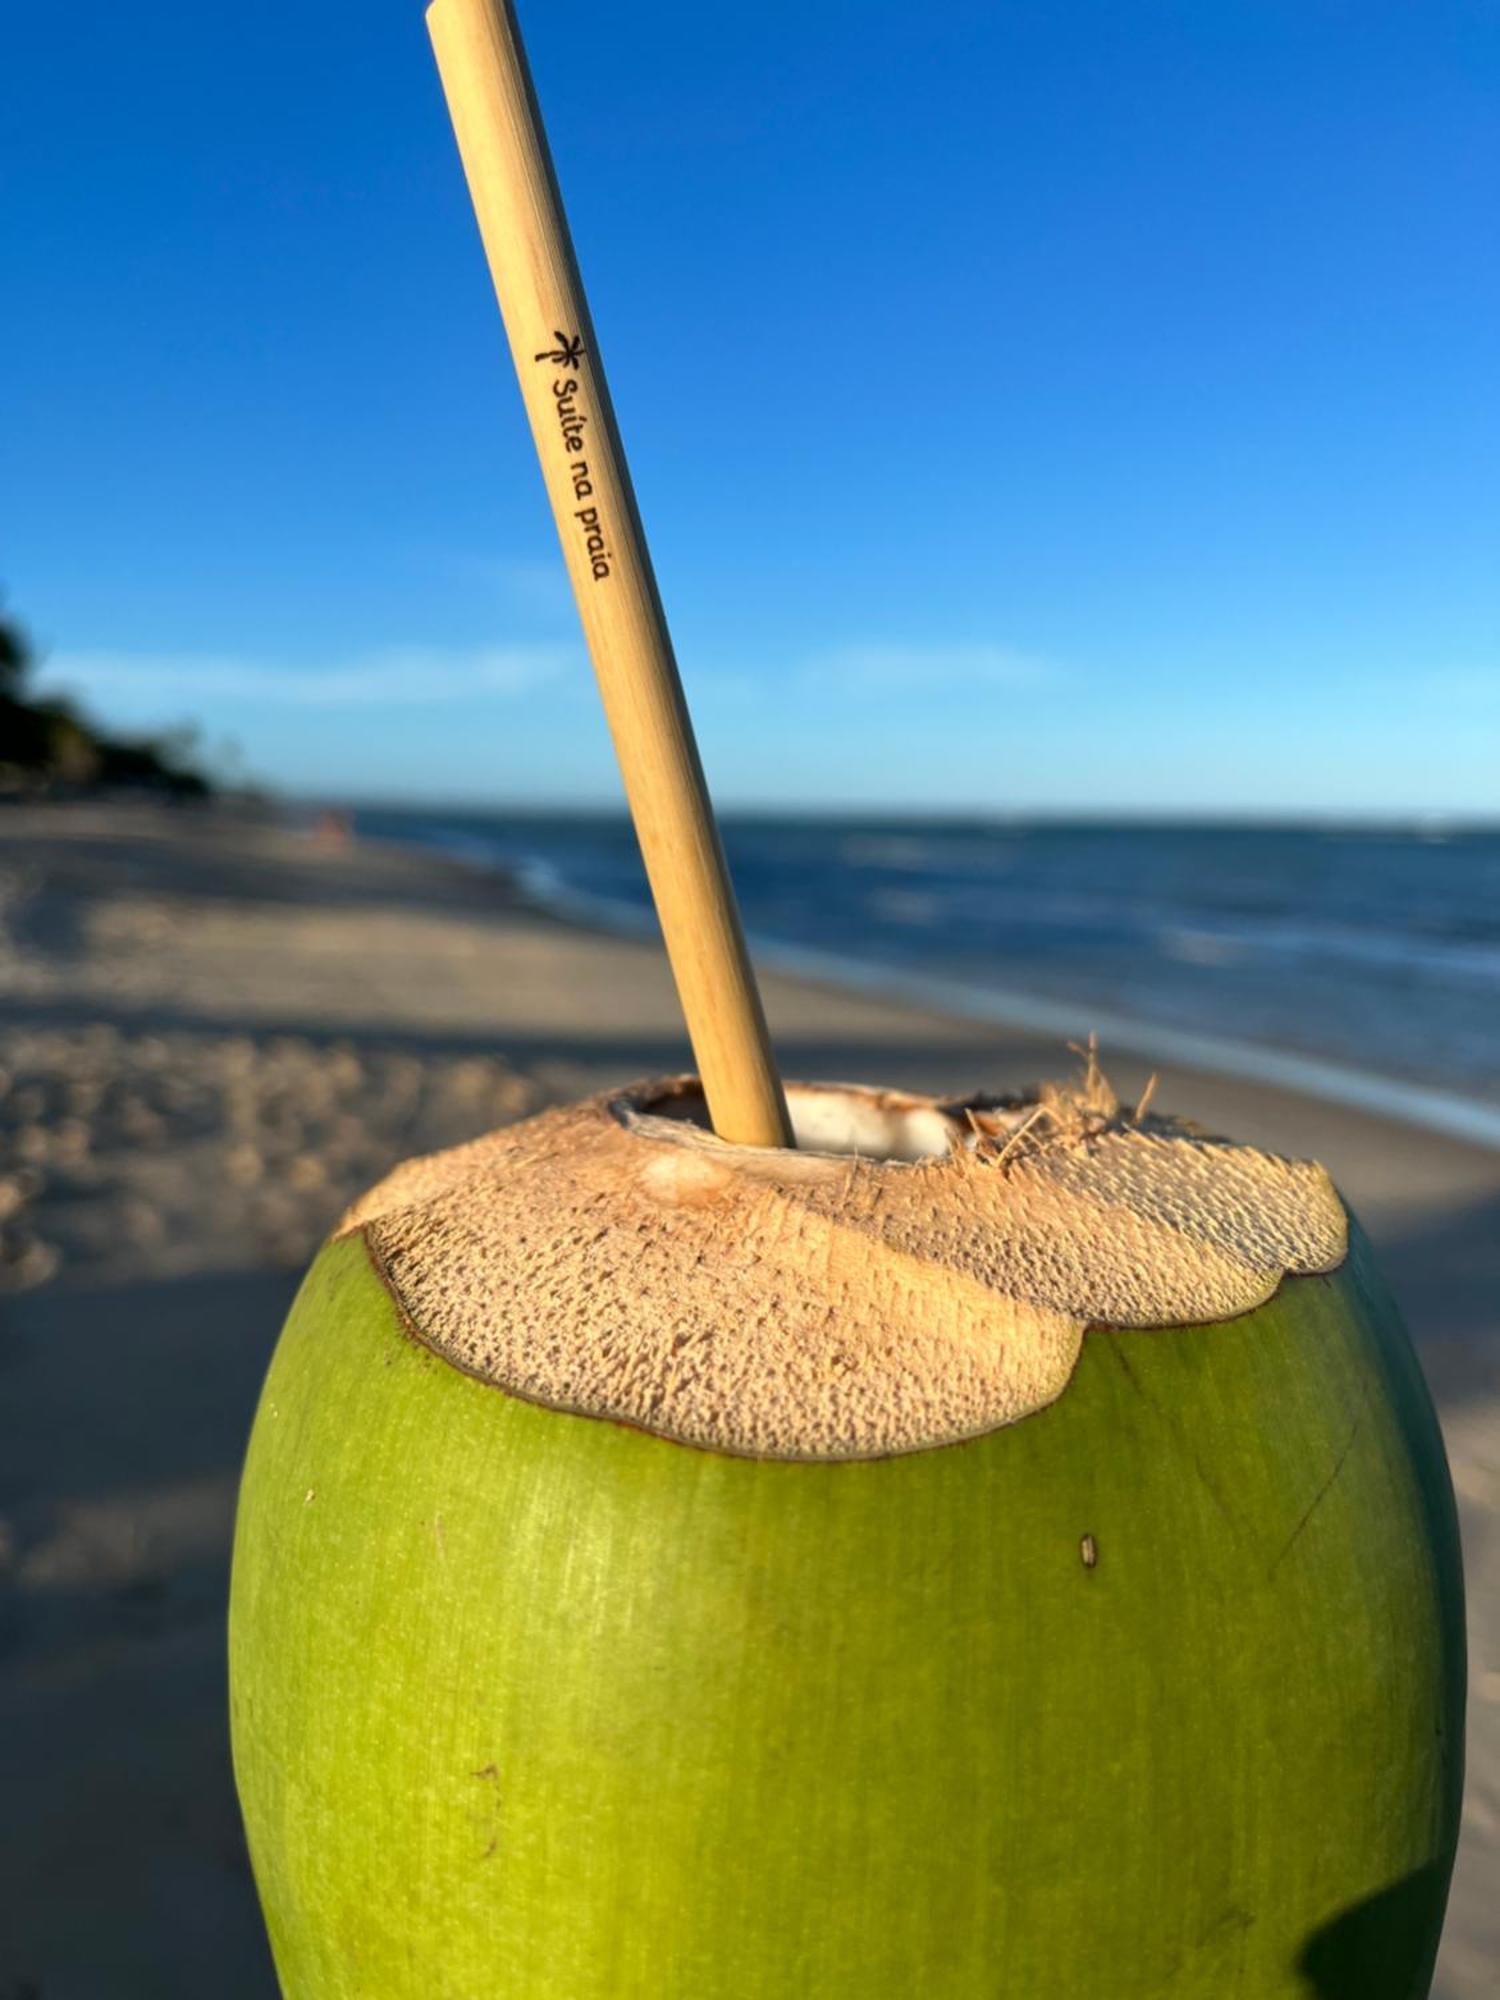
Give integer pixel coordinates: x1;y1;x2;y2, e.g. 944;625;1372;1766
1;1269;294;1998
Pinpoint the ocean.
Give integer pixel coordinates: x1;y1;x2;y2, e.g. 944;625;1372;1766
354;808;1500;1148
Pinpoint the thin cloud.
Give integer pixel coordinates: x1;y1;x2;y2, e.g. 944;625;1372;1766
433;551;576;621
804;642;1054;694
37;644;579;709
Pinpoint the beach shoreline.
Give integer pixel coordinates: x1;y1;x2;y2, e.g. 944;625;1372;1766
359;814;1500;1152
1;798;1496;1996
354;801;1500;1152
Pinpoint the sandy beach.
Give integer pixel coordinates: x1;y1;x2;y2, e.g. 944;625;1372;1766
2;799;1496;1998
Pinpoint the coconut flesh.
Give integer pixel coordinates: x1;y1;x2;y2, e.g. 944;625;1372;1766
342;1071;1348;1459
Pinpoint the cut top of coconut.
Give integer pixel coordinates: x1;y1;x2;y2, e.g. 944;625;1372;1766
339;1075;1348;1462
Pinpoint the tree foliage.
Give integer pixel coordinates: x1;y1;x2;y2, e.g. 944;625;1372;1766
0;600;212;799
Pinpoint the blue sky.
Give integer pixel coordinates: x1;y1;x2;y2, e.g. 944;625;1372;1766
5;1;1497;813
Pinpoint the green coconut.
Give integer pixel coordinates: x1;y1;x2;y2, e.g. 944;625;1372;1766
229;1074;1465;1999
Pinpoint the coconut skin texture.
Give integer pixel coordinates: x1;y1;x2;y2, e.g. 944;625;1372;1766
229;1080;1465;1999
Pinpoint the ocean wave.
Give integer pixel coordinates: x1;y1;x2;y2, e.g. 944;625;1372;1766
355;807;1500;1148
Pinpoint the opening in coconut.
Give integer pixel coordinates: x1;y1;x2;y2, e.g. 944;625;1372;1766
627;1076;966;1163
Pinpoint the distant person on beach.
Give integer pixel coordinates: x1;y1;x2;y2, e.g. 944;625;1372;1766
309;809;354;853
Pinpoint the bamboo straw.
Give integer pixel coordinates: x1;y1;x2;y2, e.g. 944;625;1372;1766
426;0;793;1149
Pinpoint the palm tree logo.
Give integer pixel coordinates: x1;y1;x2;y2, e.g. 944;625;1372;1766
534;330;585;368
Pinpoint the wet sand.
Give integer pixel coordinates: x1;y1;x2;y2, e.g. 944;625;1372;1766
2;801;1496;1997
